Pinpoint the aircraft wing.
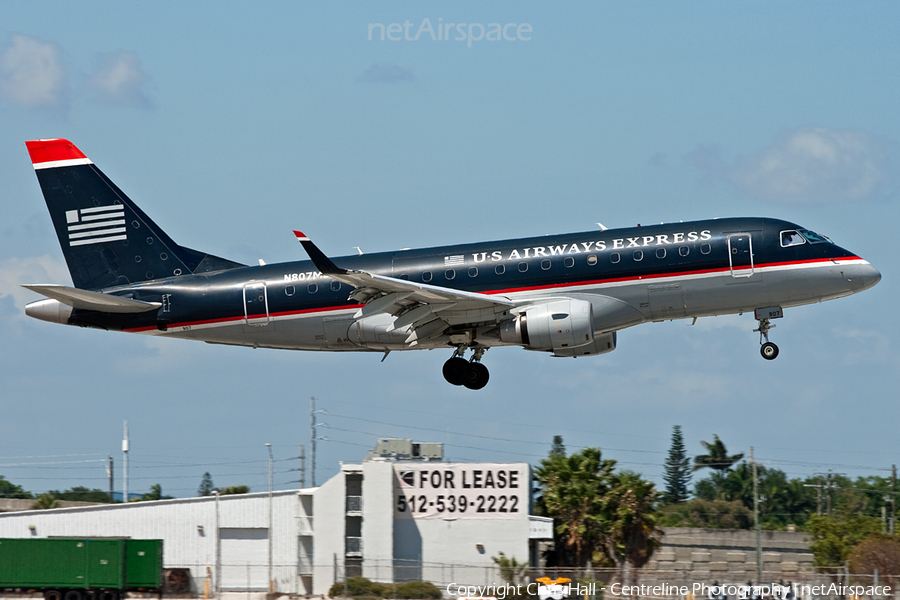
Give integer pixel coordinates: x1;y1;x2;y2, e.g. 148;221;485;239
294;231;514;342
22;284;163;313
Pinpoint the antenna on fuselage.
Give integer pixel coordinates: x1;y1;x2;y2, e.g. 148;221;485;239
596;223;608;231
354;247;364;255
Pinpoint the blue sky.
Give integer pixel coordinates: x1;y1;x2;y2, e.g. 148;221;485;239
1;2;898;499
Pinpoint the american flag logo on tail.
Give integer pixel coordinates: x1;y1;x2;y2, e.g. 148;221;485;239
66;204;127;247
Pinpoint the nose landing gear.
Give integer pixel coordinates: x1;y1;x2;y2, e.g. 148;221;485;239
442;346;490;389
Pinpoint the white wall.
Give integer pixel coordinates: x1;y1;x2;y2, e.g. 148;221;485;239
311;467;345;595
361;460;394;583
0;491;304;595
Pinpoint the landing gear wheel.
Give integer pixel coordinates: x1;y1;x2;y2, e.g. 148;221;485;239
442;357;470;386
464;362;490;390
760;342;779;360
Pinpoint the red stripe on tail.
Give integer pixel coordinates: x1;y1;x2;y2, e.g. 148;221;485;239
25;139;88;165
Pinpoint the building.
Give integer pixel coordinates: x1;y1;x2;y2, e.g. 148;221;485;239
0;440;552;597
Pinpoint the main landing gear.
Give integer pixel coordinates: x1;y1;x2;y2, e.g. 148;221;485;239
442;346;490;390
754;317;779;360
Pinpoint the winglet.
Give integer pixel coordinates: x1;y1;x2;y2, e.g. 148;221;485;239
293;231;347;275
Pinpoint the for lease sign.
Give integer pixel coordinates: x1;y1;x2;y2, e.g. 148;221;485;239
394;463;529;520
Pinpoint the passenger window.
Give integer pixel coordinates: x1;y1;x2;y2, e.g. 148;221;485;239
468;267;478;277
564;257;575;268
701;244;711;255
610;252;620;264
656;248;666;259
399;274;409;280
330;281;341;292
445;269;456;280
495;264;505;275
679;246;689;257
422;271;432;282
285;285;295;297
781;230;806;247
587;255;598;266
308;283;318;294
633;250;643;261
518;262;528;273
541;259;551;270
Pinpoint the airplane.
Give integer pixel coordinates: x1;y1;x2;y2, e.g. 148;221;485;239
22;139;881;390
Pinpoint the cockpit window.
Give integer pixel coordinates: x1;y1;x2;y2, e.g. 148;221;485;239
799;229;830;244
780;230;806;247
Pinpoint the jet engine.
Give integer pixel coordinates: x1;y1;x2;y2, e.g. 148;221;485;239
500;298;607;356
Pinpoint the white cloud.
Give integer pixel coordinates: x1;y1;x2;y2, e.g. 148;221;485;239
87;51;152;109
0;34;66;108
0;255;70;313
689;127;894;205
356;63;415;84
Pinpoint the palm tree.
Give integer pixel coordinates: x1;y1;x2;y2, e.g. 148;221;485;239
605;471;662;585
693;434;743;472
535;447;617;566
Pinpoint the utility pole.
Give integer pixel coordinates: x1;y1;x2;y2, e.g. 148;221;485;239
122;421;129;502
803;480;824;515
310;397;327;487
266;443;274;594
215;490;221;599
889;464;897;536
300;445;306;489
107;456;114;503
751;447;762;583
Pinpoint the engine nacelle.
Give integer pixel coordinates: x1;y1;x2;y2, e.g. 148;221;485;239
500;299;595;352
552;331;617;357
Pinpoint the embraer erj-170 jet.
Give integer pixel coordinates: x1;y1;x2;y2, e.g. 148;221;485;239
22;139;881;389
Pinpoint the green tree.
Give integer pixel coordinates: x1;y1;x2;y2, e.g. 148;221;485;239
139;484;173;501
807;514;882;567
605;470;662;576
48;487;112;503
694;462;817;529
693;434;743;472
550;435;566;459
198;472;215;497
662;425;691;504
0;475;33;499
31;493;61;510
659;498;753;529
492;552;528;589
221;485;250;495
535;446;617;566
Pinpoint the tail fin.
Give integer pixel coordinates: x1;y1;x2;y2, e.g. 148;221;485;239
26;139;244;290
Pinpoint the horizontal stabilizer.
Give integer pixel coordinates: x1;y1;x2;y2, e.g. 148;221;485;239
23;284;162;313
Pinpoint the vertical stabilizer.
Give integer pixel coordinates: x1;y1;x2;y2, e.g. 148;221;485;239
26;139;243;290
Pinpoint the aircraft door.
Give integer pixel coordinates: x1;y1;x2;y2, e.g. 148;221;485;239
728;234;754;278
243;282;270;326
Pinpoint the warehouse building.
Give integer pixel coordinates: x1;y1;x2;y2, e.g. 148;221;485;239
0;440;552;597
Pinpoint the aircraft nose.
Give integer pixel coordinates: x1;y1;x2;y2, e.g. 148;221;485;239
851;262;881;291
